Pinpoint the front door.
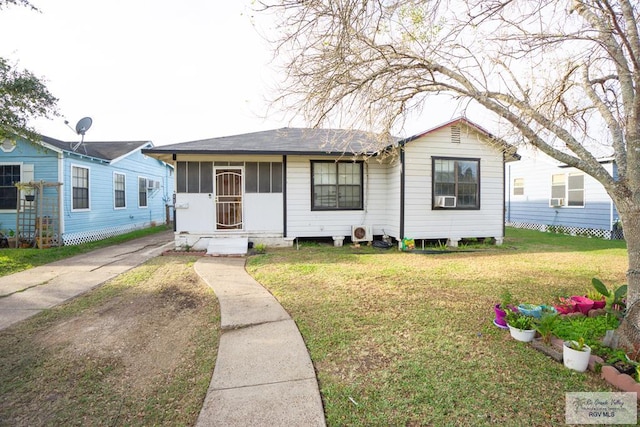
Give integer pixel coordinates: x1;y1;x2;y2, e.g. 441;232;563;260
215;169;243;230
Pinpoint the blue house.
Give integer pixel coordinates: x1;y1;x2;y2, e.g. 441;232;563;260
0;135;174;247
505;147;621;239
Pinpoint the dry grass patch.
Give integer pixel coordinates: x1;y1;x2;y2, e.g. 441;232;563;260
0;256;219;426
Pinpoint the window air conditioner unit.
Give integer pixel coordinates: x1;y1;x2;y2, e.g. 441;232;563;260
550;198;564;207
435;196;457;208
147;180;160;190
351;225;372;242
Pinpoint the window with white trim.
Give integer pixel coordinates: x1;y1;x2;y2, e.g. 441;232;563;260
138;177;148;208
114;173;126;208
550;173;584;207
72;165;90;210
513;178;524;196
0;164;20;210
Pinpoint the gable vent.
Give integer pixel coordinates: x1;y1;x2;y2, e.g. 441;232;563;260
451;126;461;143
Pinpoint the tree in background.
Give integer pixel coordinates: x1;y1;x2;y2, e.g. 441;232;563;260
0;0;57;142
261;0;640;348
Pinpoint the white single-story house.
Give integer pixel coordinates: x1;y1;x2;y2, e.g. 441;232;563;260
142;118;517;254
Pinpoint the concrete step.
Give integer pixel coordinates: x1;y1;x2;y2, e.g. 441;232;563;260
206;237;248;256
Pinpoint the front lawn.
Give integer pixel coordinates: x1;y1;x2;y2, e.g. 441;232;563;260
246;228;628;426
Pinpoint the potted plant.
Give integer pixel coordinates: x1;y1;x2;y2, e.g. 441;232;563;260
592;278;627;316
571;295;594;314
554;296;577;315
505;309;537;342
493;289;514;329
517;303;542;318
15;182;35;201
534;311;558;346
586;289;606;309
563;337;592;372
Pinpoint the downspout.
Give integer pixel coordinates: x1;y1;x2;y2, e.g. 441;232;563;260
399;148;405;240
505;159;510;234
58;152;65;235
282;155;287;238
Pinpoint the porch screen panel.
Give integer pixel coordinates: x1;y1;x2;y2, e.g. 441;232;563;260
200;162;213;193
271;162;282;192
176;162;187;193
245;162;258;193
187;162;199;193
259;162;271;193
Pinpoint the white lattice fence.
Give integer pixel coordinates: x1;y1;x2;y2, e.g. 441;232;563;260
62;224;144;246
507;222;624;240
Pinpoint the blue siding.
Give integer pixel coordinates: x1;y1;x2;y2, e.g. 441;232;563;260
506;149;615;232
0;137;174;244
61;150;174;240
0;139;59;234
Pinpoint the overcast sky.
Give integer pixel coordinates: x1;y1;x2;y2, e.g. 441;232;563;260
1;0;463;146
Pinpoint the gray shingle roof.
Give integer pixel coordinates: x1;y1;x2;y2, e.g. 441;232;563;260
41;136;151;161
142;128;397;156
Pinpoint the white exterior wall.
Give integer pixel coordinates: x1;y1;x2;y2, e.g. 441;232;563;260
173;154;284;248
402;126;505;241
285;155;391;238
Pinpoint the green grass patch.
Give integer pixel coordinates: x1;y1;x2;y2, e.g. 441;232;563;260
247;227;625;425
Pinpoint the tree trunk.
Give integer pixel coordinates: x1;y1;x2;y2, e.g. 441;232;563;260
613;206;640;351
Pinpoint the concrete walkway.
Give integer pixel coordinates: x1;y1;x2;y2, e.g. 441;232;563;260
194;257;326;427
0;230;174;330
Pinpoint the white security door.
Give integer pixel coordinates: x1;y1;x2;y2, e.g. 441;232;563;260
215;169;243;230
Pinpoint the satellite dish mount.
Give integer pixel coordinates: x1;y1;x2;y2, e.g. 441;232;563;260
68;117;93;152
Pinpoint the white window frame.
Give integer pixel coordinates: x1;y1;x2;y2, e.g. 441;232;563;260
550;172;584;208
113;172;126;209
513;177;524;196
138;176;148;208
0;162;21;212
71;164;90;211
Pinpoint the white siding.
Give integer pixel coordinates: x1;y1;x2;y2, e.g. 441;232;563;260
286;156;391;238
403;125;505;240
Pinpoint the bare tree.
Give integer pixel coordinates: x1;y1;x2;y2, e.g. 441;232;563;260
260;0;640;348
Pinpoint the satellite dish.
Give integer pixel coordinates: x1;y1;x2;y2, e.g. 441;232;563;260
75;117;92;135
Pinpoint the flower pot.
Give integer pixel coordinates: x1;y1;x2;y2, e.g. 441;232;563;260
507;324;536;342
591;298;606;310
493;304;508;328
25;194;35;202
563;341;592;372
517;304;542;318
571;296;594;314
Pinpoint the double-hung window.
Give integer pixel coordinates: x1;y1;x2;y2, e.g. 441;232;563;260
311;161;363;210
551;173;584;207
138;177;148;208
114;173;126;208
0;164;20;210
72;165;90;210
432;157;480;209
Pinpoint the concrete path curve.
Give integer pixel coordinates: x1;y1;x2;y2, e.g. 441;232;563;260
194;257;326;427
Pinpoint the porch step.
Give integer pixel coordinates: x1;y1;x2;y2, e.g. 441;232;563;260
206;237;249;256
